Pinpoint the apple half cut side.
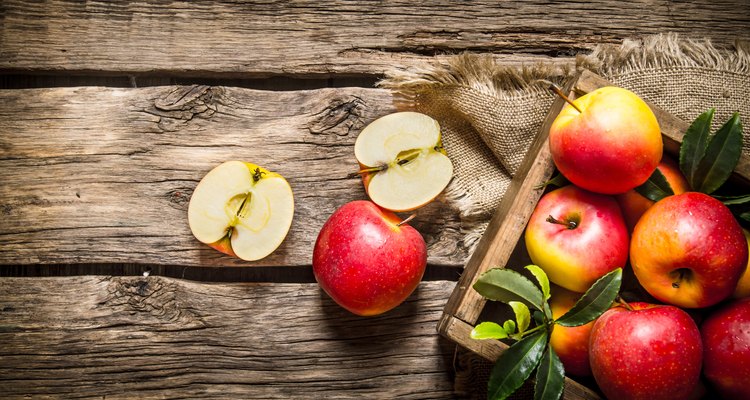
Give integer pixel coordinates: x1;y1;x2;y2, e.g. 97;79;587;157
188;161;294;261
354;112;453;212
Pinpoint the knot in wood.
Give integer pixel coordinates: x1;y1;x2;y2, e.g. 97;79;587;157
165;187;193;211
102;277;203;328
148;85;220;132
309;96;365;136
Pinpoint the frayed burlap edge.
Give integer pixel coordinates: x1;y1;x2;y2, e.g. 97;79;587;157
578;33;750;78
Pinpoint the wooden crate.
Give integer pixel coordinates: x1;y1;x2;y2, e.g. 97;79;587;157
437;69;750;399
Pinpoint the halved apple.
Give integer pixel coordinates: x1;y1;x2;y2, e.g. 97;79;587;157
187;161;294;261
354;112;453;212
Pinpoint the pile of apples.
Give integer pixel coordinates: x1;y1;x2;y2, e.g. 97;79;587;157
186;112;453;316
527;86;749;399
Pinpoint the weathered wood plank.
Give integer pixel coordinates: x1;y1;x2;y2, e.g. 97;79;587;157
0;86;468;266
0;277;459;398
1;1;748;77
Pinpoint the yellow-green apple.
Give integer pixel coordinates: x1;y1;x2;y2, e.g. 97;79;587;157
312;200;427;316
549;286;595;376
631;192;747;308
701;298;750;399
188;161;294;261
354;112;453;212
615;155;690;232
733;229;750;298
524;185;629;293
549;86;662;194
589;302;702;400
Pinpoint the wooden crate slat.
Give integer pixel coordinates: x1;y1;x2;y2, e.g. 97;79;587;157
0;277;457;398
0;86;468;267
1;1;749;76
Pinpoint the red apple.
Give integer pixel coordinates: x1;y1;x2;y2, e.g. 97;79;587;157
549;286;594;376
615;155;690;232
631;192;747;308
549;86;663;194
524;185;629;293
701;298;750;399
589;302;702;400
732;229;750;299
312;200;427;316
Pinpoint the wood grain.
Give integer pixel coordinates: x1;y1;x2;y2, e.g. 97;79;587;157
0;277;459;398
0;86;469;267
1;1;748;77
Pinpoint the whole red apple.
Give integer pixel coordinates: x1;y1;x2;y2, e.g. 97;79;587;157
549;86;663;194
312;200;427;316
615;155;689;232
549;286;594;376
589;302;702;400
701;298;750;399
524;185;629;293
631;192;747;308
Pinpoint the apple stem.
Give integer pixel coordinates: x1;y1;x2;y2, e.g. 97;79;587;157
347;165;386;179
617;296;634;311
397;213;417;227
548;83;582;113
546;215;578;230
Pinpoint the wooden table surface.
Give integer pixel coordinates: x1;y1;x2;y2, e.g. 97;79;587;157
1;1;748;398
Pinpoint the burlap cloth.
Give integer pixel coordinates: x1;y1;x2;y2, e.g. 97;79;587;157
380;34;749;399
381;34;750;255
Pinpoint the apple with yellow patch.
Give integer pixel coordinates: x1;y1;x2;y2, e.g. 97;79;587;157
549;86;662;195
188;161;294;261
354;112;453;212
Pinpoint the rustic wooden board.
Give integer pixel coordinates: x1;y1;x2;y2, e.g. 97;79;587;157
0;277;459;398
0;86;468;267
2;1;748;77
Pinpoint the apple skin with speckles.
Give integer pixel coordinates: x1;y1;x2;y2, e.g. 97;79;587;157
630;192;747;308
701;298;750;399
589;302;702;400
524;185;629;293
312;200;427;316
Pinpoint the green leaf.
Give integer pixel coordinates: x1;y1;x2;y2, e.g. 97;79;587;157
509;301;531;334
503;320;517;335
692;113;744;194
680;108;715;188
525;265;551;301
555;268;622;327
533;311;545;325
472;322;509;340
634;168;674;202
534;345;565;400
740;211;750;224
713;193;750;206
487;330;548;400
474;268;546;311
534;173;570;190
